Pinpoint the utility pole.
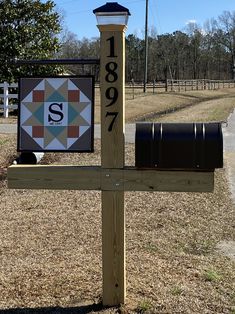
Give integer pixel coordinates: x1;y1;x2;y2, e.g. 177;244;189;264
143;0;148;93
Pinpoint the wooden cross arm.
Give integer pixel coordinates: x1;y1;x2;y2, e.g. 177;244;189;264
7;165;214;192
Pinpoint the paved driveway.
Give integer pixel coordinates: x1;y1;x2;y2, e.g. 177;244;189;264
0;124;17;134
223;111;235;202
0;123;136;143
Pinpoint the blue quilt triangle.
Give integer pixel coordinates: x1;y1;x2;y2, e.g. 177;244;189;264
46;91;66;102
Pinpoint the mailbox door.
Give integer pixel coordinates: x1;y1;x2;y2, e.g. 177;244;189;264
203;123;223;169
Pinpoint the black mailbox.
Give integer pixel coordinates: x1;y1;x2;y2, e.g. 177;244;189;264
135;122;223;170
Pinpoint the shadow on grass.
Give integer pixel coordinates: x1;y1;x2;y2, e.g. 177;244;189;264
0;303;105;314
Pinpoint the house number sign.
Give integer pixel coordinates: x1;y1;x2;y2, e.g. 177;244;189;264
105;36;119;132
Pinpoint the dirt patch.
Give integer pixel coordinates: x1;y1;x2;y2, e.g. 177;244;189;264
216;241;235;261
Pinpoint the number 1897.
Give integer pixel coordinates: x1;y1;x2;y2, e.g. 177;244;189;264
105;36;119;132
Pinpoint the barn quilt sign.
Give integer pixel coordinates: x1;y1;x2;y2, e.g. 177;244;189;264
18;76;94;152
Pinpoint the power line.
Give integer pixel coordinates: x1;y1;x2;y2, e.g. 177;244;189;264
144;0;149;92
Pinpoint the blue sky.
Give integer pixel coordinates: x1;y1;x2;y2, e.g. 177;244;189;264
51;0;235;39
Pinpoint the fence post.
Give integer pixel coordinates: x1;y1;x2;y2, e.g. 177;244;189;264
3;81;9;118
131;79;134;99
165;79;168;92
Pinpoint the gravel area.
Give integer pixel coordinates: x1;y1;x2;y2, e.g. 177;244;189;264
0;135;234;313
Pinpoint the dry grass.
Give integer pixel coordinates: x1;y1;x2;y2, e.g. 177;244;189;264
156;96;235;123
0;115;17;124
0;138;234;313
95;87;235;124
0;134;17;184
0;89;235;313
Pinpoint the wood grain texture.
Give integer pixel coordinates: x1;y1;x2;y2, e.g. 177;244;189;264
99;26;125;169
97;24;126;306
8;165;214;192
7;165;101;190
102;191;125;305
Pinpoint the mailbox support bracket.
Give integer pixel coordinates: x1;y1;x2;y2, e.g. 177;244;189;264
8;165;214;192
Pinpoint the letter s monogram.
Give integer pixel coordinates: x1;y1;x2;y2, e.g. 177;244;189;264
48;103;64;123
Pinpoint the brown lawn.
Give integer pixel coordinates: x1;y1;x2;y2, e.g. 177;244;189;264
0;89;234;313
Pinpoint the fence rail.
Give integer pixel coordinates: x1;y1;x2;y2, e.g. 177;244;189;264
1;79;235;117
165;79;235;92
125;79;235;99
0;82;18;118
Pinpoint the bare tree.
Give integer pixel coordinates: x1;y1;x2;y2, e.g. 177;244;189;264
213;11;235;79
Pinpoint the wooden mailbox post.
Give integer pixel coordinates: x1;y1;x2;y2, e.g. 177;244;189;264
7;2;215;307
94;3;130;304
98;23;126;305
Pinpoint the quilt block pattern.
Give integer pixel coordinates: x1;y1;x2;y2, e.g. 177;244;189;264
18;77;94;152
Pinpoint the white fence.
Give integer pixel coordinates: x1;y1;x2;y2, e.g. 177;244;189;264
0;82;18;118
1;79;235;118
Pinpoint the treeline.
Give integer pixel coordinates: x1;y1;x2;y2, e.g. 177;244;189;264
1;1;235;83
59;10;235;82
